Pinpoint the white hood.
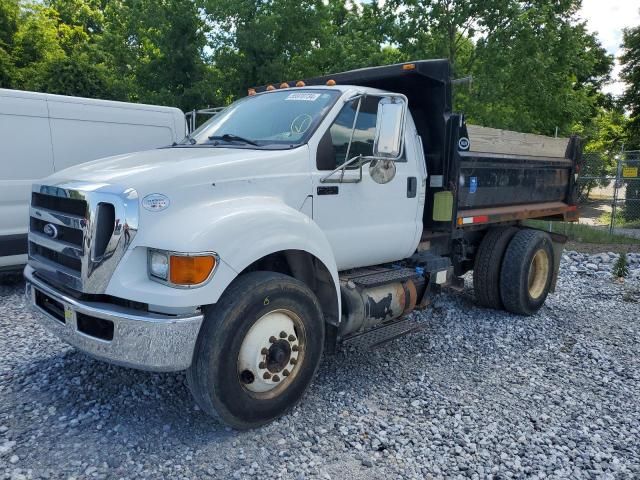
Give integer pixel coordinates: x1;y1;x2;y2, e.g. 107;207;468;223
47;146;306;192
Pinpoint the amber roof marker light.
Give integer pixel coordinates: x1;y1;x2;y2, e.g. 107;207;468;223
326;79;336;86
296;81;305;87
402;63;416;70
247;88;256;96
279;82;289;89
266;85;275;91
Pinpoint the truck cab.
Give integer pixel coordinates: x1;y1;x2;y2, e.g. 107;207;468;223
24;60;580;429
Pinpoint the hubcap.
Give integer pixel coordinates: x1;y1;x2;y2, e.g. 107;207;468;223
528;248;550;299
237;310;304;394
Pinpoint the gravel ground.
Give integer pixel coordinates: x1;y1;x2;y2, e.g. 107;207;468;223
1;253;639;480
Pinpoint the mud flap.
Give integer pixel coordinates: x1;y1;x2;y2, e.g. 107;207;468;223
548;232;567;292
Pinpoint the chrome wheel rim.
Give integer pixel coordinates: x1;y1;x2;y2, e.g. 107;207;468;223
237;309;305;396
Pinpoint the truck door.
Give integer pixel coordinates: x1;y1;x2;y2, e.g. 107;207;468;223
311;95;423;270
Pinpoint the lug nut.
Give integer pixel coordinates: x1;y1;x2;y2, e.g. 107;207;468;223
259;362;266;369
283;369;290;377
272;375;280;382
290;358;297;365
292;345;299;352
279;331;287;338
288;335;296;342
261;348;268;355
263;372;271;379
269;336;277;343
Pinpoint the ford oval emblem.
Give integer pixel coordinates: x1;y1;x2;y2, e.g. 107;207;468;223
142;193;170;212
43;223;59;239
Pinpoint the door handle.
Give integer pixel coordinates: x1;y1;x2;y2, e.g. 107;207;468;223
407;177;417;198
317;186;339;195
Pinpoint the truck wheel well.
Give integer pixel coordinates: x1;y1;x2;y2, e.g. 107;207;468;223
239;250;339;328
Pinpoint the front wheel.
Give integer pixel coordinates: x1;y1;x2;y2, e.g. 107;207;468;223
187;271;325;429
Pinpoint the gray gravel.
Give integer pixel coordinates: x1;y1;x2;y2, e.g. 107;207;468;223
1;252;639;479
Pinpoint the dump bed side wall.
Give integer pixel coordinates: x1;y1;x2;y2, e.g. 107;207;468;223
457;153;572;209
440;117;580;229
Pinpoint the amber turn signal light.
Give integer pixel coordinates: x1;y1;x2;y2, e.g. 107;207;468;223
169;255;216;285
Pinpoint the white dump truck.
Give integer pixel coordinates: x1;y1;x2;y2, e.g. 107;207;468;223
24;60;581;429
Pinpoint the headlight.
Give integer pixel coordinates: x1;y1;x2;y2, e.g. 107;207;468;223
147;249;218;287
149;250;169;280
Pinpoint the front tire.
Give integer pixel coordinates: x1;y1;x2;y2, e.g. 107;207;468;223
187;271;325;429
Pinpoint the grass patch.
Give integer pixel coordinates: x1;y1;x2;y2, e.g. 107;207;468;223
598;211;640;229
524;220;640;244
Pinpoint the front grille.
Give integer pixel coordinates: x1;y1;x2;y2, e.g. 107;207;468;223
28;184;137;294
30;241;82;272
32;192;87;217
30;217;83;247
29;187;88;288
29;189;90;290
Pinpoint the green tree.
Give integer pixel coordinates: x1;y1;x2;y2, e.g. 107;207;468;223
6;2;120;98
0;0;20;88
383;0;503;76
620;19;640;221
620;20;640;149
203;0;394;98
101;0;220;110
0;0;19;87
34;53;118;98
463;1;612;136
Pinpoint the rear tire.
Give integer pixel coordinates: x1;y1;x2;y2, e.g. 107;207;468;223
187;271;325;429
500;229;554;315
473;226;518;309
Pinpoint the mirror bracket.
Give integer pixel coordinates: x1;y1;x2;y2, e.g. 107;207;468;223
320;154;404;184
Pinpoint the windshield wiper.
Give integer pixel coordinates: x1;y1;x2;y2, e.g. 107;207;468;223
208;133;258;146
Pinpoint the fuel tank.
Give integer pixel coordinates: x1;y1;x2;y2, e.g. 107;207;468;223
338;267;427;337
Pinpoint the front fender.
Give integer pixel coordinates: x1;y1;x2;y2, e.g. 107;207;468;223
106;196;341;320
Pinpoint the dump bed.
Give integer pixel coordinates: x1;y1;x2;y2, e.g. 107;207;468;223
452;125;580;228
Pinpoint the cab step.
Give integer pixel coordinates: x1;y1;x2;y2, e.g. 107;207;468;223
340;318;426;350
342;267;418;288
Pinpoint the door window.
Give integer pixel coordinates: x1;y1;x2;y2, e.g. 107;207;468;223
319;95;405;170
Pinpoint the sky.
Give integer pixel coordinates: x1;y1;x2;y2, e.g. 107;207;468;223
578;0;640;97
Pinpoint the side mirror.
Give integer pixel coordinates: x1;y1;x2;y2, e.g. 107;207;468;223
373;96;407;159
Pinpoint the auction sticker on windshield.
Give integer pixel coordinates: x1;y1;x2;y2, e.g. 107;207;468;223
285;93;321;101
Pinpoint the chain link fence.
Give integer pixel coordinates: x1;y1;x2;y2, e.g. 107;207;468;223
577;150;640;238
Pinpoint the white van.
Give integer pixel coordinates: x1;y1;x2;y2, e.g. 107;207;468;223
0;88;186;270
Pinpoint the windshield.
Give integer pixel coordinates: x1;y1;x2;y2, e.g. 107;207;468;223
181;89;341;149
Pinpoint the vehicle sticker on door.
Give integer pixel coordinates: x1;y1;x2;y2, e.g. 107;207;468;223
285;93;321;101
469;176;478;194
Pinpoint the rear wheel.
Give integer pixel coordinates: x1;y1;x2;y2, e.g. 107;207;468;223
500;229;554;315
187;271;325;429
473;226;518;309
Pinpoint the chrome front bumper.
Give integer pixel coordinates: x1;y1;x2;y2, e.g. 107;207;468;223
24;265;203;372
